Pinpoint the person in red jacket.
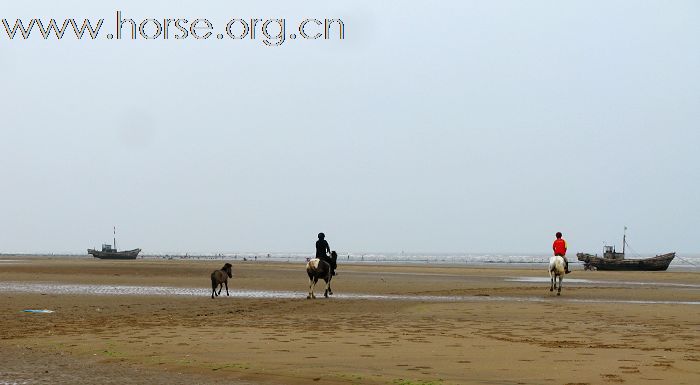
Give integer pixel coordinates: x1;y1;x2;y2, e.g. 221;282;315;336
553;232;571;274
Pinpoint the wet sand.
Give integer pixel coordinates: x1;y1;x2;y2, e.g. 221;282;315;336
1;258;698;384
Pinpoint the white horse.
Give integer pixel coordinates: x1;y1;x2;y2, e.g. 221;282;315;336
549;256;565;295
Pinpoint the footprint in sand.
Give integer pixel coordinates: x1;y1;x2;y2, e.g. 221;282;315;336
618;366;639;373
601;373;625;383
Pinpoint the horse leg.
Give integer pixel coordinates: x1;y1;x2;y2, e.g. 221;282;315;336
307;277;312;299
216;283;222;297
307;277;316;299
550;272;554;292
557;276;562;296
324;277;330;298
224;280;229;296
211;279;216;299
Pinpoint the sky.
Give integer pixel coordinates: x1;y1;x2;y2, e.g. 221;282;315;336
1;1;698;255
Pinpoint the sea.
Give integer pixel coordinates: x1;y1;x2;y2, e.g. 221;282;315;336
2;251;699;271
134;251;700;271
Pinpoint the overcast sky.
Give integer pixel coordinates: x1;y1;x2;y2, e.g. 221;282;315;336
1;1;698;255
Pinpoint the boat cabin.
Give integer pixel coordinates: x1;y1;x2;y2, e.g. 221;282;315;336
603;245;625;260
101;244;116;253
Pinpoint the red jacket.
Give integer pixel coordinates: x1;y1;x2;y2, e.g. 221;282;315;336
553;238;567;256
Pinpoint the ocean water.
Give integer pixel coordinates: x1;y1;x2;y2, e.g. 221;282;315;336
3;252;698;271
139;251;700;271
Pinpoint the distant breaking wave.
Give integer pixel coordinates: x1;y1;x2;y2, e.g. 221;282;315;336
139;252;700;269
3;251;698;269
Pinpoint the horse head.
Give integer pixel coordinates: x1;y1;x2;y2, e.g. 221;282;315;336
330;251;338;269
223;263;233;278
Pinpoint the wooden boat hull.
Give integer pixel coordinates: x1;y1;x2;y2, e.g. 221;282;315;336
88;248;141;260
576;252;675;271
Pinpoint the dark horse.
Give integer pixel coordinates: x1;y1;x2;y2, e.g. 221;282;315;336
306;251;337;299
211;263;233;299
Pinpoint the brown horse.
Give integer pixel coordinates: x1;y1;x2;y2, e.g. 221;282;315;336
305;251;337;299
211;263;233;299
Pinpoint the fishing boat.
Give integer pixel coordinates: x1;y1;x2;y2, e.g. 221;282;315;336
88;244;141;259
88;227;141;260
576;228;675;271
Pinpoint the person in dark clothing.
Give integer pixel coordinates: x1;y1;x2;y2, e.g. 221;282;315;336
315;233;336;275
316;232;330;260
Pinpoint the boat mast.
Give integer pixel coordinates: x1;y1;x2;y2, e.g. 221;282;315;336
622;226;627;254
113;226;117;251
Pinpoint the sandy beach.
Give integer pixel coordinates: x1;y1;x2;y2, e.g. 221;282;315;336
0;257;698;385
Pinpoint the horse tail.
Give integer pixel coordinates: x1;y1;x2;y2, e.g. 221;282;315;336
548;256;560;274
211;272;217;289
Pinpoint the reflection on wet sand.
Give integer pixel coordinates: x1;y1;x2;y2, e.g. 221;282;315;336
1;281;697;305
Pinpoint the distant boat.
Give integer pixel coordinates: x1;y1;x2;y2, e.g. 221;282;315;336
88;226;141;260
576;227;675;271
88;244;141;260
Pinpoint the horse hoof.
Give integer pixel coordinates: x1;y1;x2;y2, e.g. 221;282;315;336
306;295;311;299
557;292;561;296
